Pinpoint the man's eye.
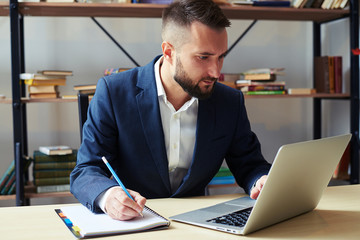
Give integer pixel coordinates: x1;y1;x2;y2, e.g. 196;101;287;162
198;56;208;60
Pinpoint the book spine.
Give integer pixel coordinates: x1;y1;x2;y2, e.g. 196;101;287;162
328;56;335;93
33;150;77;162
246;85;285;91
33;169;73;178
334;56;342;93
1;171;15;195
36;184;70;193
245;90;286;95
34;177;70;186
7;181;16;195
314;56;330;93
209;176;236;185
33;161;76;170
0;160;15;192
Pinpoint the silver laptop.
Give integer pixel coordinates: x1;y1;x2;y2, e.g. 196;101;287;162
170;134;351;235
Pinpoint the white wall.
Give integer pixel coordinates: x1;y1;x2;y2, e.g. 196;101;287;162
0;15;351;206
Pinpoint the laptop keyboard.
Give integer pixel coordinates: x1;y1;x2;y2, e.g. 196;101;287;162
206;207;253;227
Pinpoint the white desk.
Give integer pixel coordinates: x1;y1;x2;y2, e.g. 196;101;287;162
0;185;359;239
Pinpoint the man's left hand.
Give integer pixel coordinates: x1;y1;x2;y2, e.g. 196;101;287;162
250;175;268;199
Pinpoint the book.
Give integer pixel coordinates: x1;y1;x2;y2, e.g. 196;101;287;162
287;88;316;95
73;84;96;95
311;0;325;8
0;160;15;192
34;176;70;186
328;56;335;93
236;80;286;88
0;158;31;195
1;171;15;195
29;92;59;99
334;56;343;93
33;161;76;170
73;84;96;91
28;85;57;94
24;78;66;86
240;84;285;92
293;0;305;8
56;205;170;238
21;73;66;86
245;90;286;95
33;150;77;162
36;184;70;193
240;73;276;81
314;56;343;94
33;169;73;178
232;0;253;5
39;146;72;155
208;176;236;185
37;70;73;76
252;0;291;7
314;56;330;93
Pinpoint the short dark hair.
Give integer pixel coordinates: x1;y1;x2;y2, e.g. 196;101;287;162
162;0;231;33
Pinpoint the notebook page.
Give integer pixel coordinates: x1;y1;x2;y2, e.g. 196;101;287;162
60;205;169;237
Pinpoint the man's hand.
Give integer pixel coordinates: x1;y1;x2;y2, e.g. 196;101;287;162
104;187;146;220
250;175;268;200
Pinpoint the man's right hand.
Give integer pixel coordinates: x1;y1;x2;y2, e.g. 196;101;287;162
104;186;146;221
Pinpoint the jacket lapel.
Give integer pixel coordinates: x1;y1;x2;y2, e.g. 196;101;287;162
136;58;171;194
174;97;216;195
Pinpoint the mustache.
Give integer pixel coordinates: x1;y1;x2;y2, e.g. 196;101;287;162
200;77;218;82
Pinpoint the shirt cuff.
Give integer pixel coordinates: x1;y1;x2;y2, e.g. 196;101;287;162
96;186;118;213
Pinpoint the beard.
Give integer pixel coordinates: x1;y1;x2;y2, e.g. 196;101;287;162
173;57;217;100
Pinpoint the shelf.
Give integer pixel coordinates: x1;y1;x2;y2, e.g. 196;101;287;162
0;2;9;16
0;98;12;104
244;93;350;99
1;3;350;22
20;97;78;103
0;185;72;200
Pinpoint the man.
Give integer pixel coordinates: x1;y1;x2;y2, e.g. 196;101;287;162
70;0;271;221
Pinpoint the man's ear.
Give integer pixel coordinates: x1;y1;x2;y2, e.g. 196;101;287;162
161;41;175;65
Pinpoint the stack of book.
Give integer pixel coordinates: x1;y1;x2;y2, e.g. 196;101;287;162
314;56;342;94
33;146;77;193
0;159;32;195
208;167;236;186
237;68;286;95
20;70;72;99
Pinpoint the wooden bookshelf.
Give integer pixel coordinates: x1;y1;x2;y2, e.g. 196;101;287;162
4;1;358;205
0;3;349;22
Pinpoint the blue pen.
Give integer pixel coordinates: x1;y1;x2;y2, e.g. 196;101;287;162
102;156;144;217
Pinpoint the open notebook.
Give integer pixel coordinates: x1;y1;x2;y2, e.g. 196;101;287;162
56;205;170;238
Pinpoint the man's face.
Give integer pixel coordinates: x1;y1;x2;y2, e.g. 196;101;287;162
173;22;228;100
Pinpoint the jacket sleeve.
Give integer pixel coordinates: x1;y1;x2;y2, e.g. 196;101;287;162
225;91;271;194
70;77;119;213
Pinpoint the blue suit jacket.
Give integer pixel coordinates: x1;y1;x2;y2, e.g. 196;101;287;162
70;56;271;213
